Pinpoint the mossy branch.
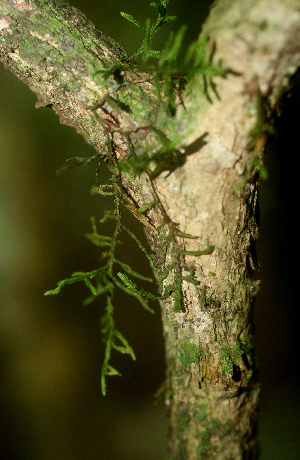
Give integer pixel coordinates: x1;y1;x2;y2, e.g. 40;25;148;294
0;0;225;182
0;0;131;155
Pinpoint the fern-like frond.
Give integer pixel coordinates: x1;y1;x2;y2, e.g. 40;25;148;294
117;272;160;300
119;12;146;31
121;0;177;60
44;269;100;296
114;275;156;314
120;224;154;266
46;202;158;394
100;297;136;395
115;259;153;282
112;329;136;360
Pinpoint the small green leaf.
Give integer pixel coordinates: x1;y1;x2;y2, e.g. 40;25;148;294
153;0;169;8
113;277;155;313
120;12;146;31
101;364;121;396
82;284;108;306
141;19;152;63
149;50;161;58
157;25;186;67
121;224;154;265
150;2;164;12
44;276;84;295
162;15;177;23
85;233;113;247
44;270;99;296
137;201;156;214
113;330;136;360
117;272;160;300
105;364;122;376
99;210;118;223
83;278;97;296
115;259;153;282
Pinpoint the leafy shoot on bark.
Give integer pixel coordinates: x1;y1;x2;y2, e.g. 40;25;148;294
46;0;223;393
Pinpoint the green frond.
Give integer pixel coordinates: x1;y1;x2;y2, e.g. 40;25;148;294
83;278;97;295
150;1;177;35
105;364;122;376
120;224;154;266
150;1;166;15
46;200;159;394
112;329;136;360
158;25;186;66
85;216;118;247
114;279;156;314
115;259;153;282
121;0;177;60
85;232;114;247
117;272;160;301
57;142;109;176
44;269;100;296
119;12;146;31
99;210;118;223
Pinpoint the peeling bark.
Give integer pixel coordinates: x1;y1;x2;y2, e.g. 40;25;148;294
1;0;300;458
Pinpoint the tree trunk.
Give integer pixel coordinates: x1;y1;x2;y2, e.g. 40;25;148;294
1;1;300;458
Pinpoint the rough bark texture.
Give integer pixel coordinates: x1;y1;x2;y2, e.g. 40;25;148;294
1;1;300;459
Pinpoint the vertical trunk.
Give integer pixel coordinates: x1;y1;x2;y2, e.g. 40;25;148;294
140;1;300;456
144;70;262;458
153;146;261;459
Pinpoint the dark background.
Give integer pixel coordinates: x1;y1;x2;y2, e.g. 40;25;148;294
0;1;299;459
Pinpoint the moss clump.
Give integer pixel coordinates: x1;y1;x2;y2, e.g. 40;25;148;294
179;339;202;370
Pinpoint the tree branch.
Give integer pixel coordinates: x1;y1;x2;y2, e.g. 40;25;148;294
0;0;133;151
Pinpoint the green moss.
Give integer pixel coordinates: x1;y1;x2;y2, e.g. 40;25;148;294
220;419;232;438
179;339;202;370
199;286;217;309
219;346;237;380
178;413;190;430
197;417;232;456
257;20;268;31
196;404;209;422
154;225;203;312
238;336;255;366
198;419;219;455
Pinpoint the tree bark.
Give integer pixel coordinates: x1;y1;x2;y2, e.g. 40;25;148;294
1;1;300;459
